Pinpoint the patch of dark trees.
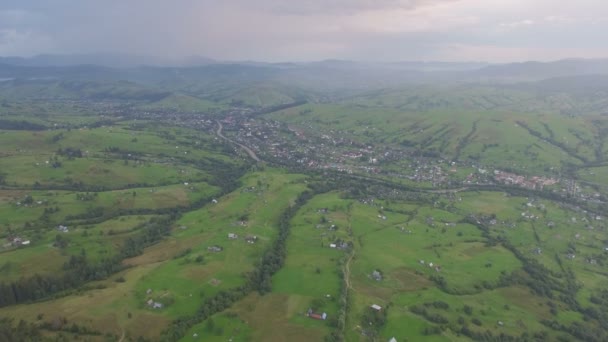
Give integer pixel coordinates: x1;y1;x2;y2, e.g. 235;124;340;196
463;215;608;341
0;119;46;131
455;119;479;161
0;215;175;308
56;147;83;159
325;255;350;342
0;318;44;342
516;120;588;164
249;100;308;117
359;305;389;340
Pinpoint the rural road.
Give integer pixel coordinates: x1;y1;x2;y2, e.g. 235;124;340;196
344;249;355;291
216;120;261;162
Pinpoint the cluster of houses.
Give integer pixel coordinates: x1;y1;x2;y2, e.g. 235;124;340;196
114;104;602;206
145;289;163;309
493;170;558;190
329;241;350;250
6;236;30;247
419;259;441;272
227;233;258;244
146;299;163;309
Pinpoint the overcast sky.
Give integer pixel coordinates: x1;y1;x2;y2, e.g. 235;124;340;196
0;0;607;62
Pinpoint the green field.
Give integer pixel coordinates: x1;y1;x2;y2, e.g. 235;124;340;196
3;73;608;342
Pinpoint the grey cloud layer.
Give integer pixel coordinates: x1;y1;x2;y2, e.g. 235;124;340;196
0;0;607;61
233;0;456;14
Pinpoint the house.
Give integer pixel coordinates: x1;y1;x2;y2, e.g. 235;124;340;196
146;288;152;295
329;243;337;248
371;270;383;281
57;225;69;233
370;304;382;311
21;240;30;246
307;308;328;320
245;235;258;244
10;237;22;246
146;299;154;306
228;233;238;239
153;302;163;309
212;199;218;204
389;338;397;342
208;245;223;252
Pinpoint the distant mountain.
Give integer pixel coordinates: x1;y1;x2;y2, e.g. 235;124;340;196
388;61;489;71
0;63;121;80
0;54;217;68
509;74;608;95
2;57;608;102
475;58;608;81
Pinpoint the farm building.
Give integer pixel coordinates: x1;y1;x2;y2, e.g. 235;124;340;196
228;233;238;239
370;304;382;311
208;245;223;252
9;237;23;246
307;308;328;320
146;298;163;309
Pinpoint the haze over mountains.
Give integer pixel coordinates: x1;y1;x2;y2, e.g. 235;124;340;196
2;54;608;116
1;54;608;83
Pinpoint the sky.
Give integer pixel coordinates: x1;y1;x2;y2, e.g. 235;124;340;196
0;0;607;62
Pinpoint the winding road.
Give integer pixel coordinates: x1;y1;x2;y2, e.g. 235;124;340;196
216;120;261;162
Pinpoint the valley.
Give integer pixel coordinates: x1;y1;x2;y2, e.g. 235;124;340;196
2;61;608;342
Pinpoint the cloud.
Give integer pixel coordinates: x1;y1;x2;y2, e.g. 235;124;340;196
499;19;535;29
0;28;52;55
231;0;459;15
0;0;607;61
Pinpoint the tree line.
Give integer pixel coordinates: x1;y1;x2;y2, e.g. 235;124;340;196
161;188;316;341
0;215;175;308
